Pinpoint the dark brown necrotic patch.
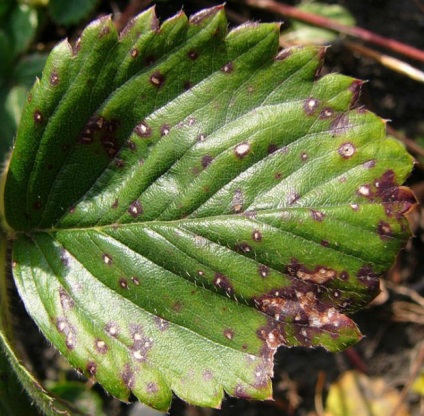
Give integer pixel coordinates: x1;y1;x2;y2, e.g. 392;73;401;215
34;110;43;124
56;318;77;350
357;264;380;292
86;361;97;376
201;155;213;168
303;98;319;115
285;258;337;284
223;328;235;340
235;242;252;253
258;264;270;278
187;50;198;60
252;230;262;242
50;71;59;86
134;121;152;138
221;62;233;73
377;221;393;240
128;200;143;218
127;140;136;151
275;48;292;61
59;287;74;310
105;322;119;337
146;382;158;394
154;316;169;331
349;79;363;106
267;144;278;154
121;364;135;389
184;80;193;90
330;113;350;135
340;271;349;281
310;210;325;222
234;384;252;400
320;107;334;119
150;71;165;87
114;159;125;168
119;277;129;289
94;338;108;354
213;273;234;294
160;124;170;136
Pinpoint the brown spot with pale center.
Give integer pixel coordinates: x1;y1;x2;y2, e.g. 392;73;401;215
213;273;234;294
59;287;74;310
160;124;170;136
234;142;251;159
146;382;158;394
320;107;334;119
338;142;356;159
252;230;262;242
274;49;291;60
86;361;97;376
187;50;198;60
94;339;108;354
105;322;119;337
121;364;135;389
258;265;270;278
50;71;59;86
377;221;393;240
128;200;143;218
119;278;128;289
310;210;325;222
150;71;165;87
34;110;43;124
286;259;337;284
232;189;244;213
102;254;113;265
221;62;233;73
224;329;235;340
303;98;319;115
134;121;151;138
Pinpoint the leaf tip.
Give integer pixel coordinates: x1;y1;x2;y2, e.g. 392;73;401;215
189;4;225;25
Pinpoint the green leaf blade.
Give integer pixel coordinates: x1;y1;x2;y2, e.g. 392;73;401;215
5;6;416;410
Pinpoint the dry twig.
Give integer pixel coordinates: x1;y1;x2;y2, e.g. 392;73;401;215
246;0;424;62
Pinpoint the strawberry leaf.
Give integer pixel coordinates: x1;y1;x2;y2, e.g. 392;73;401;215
3;6;415;410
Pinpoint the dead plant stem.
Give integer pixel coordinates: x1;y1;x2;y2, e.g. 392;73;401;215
246;0;424;63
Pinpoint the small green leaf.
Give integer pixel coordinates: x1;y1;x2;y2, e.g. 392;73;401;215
3;6;415;410
48;381;106;416
9;3;39;56
0;347;39;416
15;53;49;88
283;1;355;45
49;0;98;25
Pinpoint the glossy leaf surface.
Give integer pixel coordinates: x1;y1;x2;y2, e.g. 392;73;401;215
4;6;415;410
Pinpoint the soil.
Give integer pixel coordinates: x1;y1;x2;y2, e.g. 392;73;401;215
9;1;424;415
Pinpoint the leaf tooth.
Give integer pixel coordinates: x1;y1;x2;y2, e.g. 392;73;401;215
72;14;117;56
119;6;159;40
189;5;225;26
